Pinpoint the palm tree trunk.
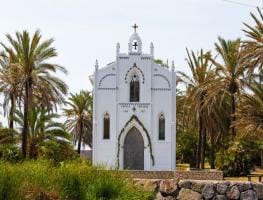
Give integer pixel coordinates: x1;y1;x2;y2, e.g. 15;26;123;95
196;114;202;168
22;81;29;158
201;129;206;169
40;104;45;133
231;93;236;138
77;121;83;154
9;93;15;130
210;130;216;169
29;139;37;159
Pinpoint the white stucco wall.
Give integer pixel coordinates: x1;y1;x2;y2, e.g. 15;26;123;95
92;31;176;170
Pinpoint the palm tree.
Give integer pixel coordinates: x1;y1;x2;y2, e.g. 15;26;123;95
1;30;68;158
176;89;188;137
0;51;22;129
178;48;215;169
202;91;232;169
235;81;263;167
235;82;263;137
208;37;245;138
242;8;263;81
176;89;198;166
63;91;92;154
14;108;71;159
0;128;17;145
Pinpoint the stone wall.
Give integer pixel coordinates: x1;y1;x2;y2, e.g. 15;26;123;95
120;170;174;179
118;170;223;180
133;179;263;200
174;171;223;181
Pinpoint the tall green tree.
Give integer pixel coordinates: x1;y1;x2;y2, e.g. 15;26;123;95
235;82;263;137
1;30;68;158
242;8;263;81
178;48;215;169
208;37;245;138
202;91;232;169
64;91;93;154
14;108;71;159
0;51;21;129
176;89;196;166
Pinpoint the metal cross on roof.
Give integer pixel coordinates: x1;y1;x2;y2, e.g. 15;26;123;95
132;24;138;32
132;41;138;50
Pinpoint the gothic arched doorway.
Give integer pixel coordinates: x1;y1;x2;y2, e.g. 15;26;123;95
124;127;144;170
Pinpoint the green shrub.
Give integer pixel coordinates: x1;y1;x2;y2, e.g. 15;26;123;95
0;163;21;200
0;128;21;163
216;137;260;176
0;174;10;200
39;140;78;163
59;170;86;200
176;130;197;166
19;183;60;200
0;144;22;163
0;160;153;200
0;128;16;145
87;171;123;200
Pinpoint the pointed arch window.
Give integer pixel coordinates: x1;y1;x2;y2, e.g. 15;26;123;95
130;74;140;102
159;114;165;140
103;113;110;139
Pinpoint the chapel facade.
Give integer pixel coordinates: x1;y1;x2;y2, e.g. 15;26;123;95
91;25;176;170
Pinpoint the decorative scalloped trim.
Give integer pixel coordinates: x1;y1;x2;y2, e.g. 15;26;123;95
125;63;145;84
119;56;129;59
117;115;154;169
153;74;171;89
98;88;116;90
141;57;151;60
98;74;116;87
129;52;141;55
151;88;171;91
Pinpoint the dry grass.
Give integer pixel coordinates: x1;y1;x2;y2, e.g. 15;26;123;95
224;177;261;182
225;167;263;182
177;163;263;183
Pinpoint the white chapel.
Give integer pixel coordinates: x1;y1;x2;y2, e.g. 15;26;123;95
91;25;176;170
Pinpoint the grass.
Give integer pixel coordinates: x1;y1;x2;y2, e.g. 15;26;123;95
0;160;154;200
176;163;211;170
3;160;260;200
225;167;263;182
224;177;259;182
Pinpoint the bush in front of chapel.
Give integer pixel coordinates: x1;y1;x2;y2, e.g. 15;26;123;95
0;160;153;200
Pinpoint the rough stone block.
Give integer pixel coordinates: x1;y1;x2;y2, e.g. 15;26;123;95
177;188;202;200
226;185;240;200
212;195;227;200
133;178;160;192
238;182;252;192
202;183;215;200
178;180;192;189
216;182;230;195
192;181;206;193
240;190;257;200
159;179;178;197
155;192;175;200
252;183;263;200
